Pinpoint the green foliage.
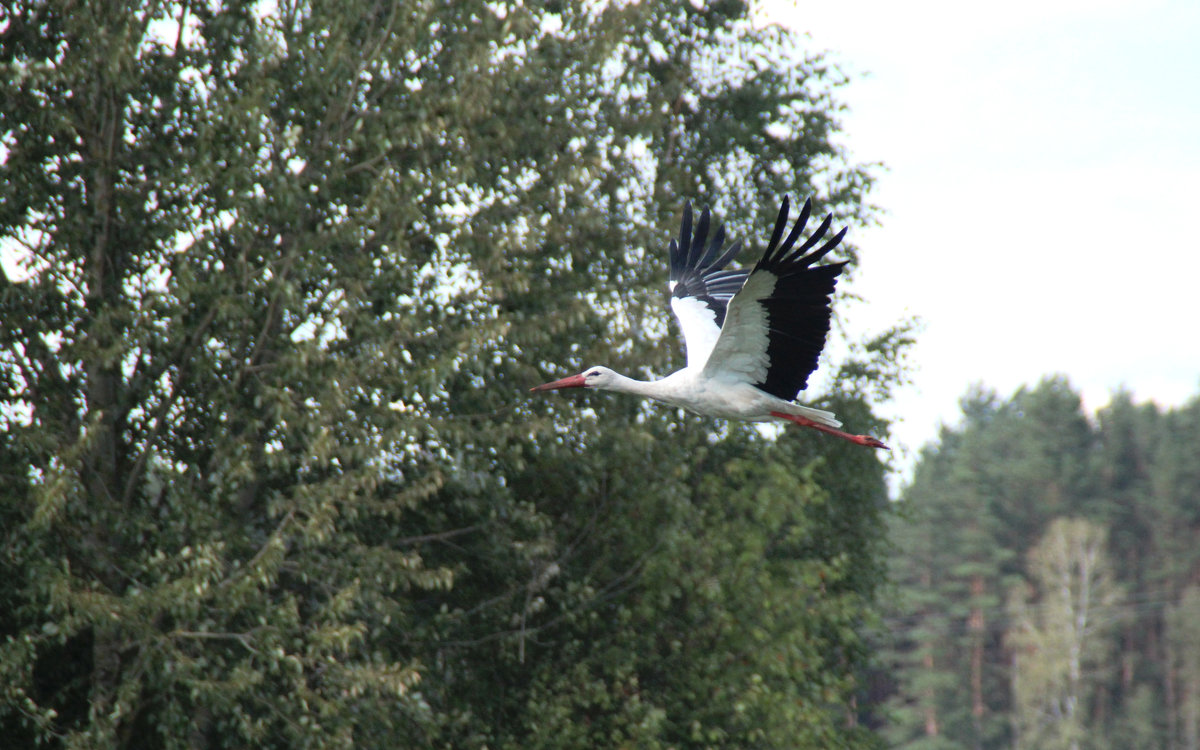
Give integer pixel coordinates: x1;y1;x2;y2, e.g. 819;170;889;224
1;0;898;747
486;429;887;749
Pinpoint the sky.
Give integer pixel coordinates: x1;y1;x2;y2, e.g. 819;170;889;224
759;0;1200;476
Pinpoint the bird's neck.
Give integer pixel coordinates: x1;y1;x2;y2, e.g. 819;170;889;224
600;369;686;403
601;371;677;402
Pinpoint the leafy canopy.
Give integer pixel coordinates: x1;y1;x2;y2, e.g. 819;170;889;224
1;1;899;747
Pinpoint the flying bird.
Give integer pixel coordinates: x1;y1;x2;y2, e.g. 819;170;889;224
532;196;888;450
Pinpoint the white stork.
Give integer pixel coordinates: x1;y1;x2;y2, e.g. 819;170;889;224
532;196;888;450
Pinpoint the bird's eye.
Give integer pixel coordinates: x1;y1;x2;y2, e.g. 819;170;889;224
587;370;600;377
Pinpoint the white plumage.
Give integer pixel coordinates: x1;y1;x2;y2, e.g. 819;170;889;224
668;295;720;370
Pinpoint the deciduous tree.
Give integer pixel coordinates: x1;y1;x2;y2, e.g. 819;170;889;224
2;1;897;747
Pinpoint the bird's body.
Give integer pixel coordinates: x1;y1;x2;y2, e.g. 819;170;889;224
533;196;887;450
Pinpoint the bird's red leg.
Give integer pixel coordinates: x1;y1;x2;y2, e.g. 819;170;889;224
770;411;889;450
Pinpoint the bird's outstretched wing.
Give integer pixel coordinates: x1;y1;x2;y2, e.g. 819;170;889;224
701;196;847;401
667;202;749;369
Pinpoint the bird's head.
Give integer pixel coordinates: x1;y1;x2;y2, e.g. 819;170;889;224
531;366;616;392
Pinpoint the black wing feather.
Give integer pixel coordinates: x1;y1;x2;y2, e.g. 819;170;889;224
668;201;748;328
749;197;848;401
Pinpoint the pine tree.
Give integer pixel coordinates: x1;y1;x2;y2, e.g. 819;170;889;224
884;389;1015;750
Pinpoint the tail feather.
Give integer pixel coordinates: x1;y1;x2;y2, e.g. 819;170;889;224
787;404;841;429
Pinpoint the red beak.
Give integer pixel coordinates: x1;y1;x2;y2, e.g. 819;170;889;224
530;373;588;392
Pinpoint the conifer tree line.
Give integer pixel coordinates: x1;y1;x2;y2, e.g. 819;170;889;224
883;377;1200;750
1;1;905;747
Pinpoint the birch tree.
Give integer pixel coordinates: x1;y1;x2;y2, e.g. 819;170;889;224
1008;518;1122;750
1167;586;1200;750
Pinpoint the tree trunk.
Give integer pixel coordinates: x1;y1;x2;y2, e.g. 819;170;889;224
1185;674;1199;750
970;573;986;750
1169;657;1180;750
923;649;940;737
81;48;131;740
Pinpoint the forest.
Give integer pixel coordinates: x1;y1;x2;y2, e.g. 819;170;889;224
3;2;1197;749
883;378;1200;750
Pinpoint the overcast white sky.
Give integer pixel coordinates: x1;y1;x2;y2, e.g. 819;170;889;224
759;0;1200;473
